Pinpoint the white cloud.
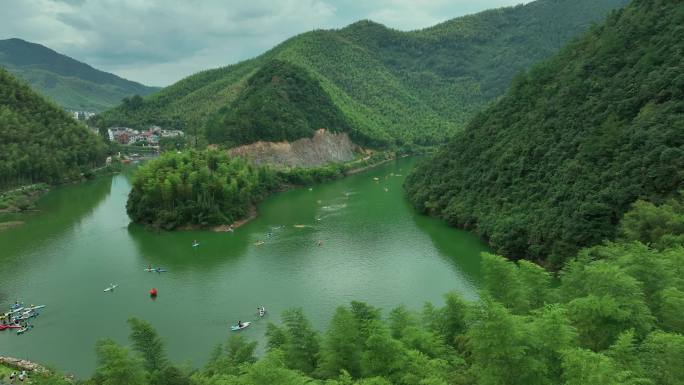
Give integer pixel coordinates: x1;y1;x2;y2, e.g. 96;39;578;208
0;0;527;86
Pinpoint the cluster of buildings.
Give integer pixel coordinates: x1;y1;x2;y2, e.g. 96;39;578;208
72;111;96;121
107;126;184;146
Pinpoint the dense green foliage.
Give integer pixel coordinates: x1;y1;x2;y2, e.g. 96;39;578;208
0;38;158;111
127;151;275;229
59;196;684;385
126;149;388;229
405;0;684;266
96;0;627;147
204;60;351;146
0;68;106;188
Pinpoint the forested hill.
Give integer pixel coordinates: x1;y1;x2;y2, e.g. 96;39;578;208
0;68;106;188
405;0;684;267
95;0;628;148
0;38;159;112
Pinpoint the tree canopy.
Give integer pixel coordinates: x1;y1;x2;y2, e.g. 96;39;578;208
0;67;106;189
405;0;684;266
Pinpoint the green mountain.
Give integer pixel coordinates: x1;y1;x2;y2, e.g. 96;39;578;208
405;0;684;266
0;67;106;188
204;60;352;146
0;38;159;112
96;0;628;148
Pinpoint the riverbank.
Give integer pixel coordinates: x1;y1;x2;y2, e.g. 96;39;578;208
0;161;125;217
0;356;48;374
0;183;50;214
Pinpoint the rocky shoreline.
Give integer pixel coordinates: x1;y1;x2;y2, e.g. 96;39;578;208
0;356;48;373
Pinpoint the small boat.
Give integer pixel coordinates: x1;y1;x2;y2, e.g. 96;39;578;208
144;267;167;273
104;284;118;292
373;177;379;181
254;241;265;246
24;305;46;312
258;307;266;317
17;325;33;335
0;324;22;330
14;312;37;322
231;322;251;331
192;242;200;247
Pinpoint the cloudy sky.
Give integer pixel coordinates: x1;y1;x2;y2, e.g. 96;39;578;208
1;0;527;86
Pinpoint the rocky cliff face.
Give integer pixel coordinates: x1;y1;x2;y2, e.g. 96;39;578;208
228;129;357;168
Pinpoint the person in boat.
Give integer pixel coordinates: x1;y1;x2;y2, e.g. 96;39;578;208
237;320;243;328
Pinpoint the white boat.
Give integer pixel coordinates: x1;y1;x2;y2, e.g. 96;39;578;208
104;284;118;292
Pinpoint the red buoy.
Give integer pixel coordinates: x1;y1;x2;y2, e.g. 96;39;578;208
149;288;158;297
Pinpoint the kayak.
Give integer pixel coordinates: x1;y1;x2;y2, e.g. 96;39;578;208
24;305;45;311
144;268;167;272
0;324;22;330
14;313;37;322
17;325;33;335
104;284;118;292
231;322;251;331
192;243;200;247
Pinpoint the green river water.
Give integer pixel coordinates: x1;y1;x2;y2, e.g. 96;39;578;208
0;157;487;377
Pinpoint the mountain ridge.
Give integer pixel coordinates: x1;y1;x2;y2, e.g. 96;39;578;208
0;38;159;111
404;0;684;266
95;0;629;147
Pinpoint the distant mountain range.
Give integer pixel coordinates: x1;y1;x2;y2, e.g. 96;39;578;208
0;38;159;112
96;0;629;148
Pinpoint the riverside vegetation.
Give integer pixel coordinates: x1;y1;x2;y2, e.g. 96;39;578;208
19;195;684;385
94;0;627;148
405;0;684;267
0;68;106;191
